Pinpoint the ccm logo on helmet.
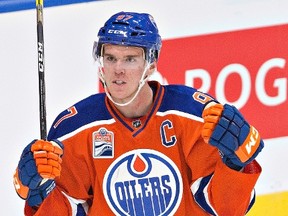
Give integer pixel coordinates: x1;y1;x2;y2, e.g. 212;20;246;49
108;29;127;37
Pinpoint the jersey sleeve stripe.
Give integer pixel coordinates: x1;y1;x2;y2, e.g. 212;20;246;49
61;191;88;215
156;110;204;123
246;189;256;214
57;118;115;141
191;174;218;216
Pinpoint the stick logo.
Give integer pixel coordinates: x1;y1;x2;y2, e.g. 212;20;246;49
38;42;44;73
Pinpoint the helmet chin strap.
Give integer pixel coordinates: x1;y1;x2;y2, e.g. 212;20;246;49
97;58;152;107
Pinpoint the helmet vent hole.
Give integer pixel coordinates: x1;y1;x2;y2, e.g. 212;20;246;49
131;32;146;36
131;32;138;36
112;22;129;26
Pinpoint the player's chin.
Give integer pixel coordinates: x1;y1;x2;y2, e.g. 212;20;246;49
109;88;128;99
108;82;137;97
108;84;127;95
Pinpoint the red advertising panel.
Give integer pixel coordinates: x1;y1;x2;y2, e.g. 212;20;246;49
157;24;288;139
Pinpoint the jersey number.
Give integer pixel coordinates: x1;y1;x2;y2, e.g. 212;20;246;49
193;92;213;104
53;106;78;128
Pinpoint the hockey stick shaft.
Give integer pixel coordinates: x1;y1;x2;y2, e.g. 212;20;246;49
36;0;47;140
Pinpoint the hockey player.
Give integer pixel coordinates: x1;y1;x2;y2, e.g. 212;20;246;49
13;11;264;215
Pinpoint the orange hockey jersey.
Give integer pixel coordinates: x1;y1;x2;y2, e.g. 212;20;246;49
25;81;261;216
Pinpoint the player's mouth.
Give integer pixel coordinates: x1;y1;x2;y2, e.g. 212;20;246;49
113;80;126;85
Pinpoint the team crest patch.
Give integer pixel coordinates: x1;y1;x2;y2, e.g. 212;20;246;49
103;149;183;215
93;127;114;158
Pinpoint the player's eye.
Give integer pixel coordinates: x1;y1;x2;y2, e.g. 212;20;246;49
105;56;116;62
125;56;136;63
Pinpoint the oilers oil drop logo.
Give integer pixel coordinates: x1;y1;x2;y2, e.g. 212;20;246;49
103;149;183;216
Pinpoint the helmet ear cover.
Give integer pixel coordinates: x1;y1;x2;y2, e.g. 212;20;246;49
92;11;162;64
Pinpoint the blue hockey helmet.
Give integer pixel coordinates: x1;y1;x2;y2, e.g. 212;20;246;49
93;11;162;63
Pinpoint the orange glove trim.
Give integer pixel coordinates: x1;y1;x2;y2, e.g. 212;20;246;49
202;103;224;143
235;126;261;163
13;169;29;199
33;150;48;158
31;140;63;180
47;159;61;167
31;141;52;152
53;146;63;155
202;103;223;118
31;140;63;155
47;151;61;161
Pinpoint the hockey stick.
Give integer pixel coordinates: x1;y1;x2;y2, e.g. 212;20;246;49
36;0;47;140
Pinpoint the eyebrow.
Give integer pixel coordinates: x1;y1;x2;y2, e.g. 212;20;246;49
103;53;142;58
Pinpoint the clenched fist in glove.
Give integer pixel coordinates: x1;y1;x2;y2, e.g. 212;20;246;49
13;139;64;206
202;103;264;170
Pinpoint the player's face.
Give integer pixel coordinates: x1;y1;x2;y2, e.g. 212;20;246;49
102;44;152;103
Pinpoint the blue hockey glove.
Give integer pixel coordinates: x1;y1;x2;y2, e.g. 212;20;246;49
202;103;264;170
13;139;64;206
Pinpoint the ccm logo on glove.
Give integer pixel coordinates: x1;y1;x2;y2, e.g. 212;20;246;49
235;125;260;162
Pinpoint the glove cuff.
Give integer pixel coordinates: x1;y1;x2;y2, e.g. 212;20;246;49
223;157;243;171
27;179;56;207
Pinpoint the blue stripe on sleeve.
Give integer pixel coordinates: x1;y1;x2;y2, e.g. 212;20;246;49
191;174;218;216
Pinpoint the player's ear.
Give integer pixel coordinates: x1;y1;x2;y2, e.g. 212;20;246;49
148;61;157;74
